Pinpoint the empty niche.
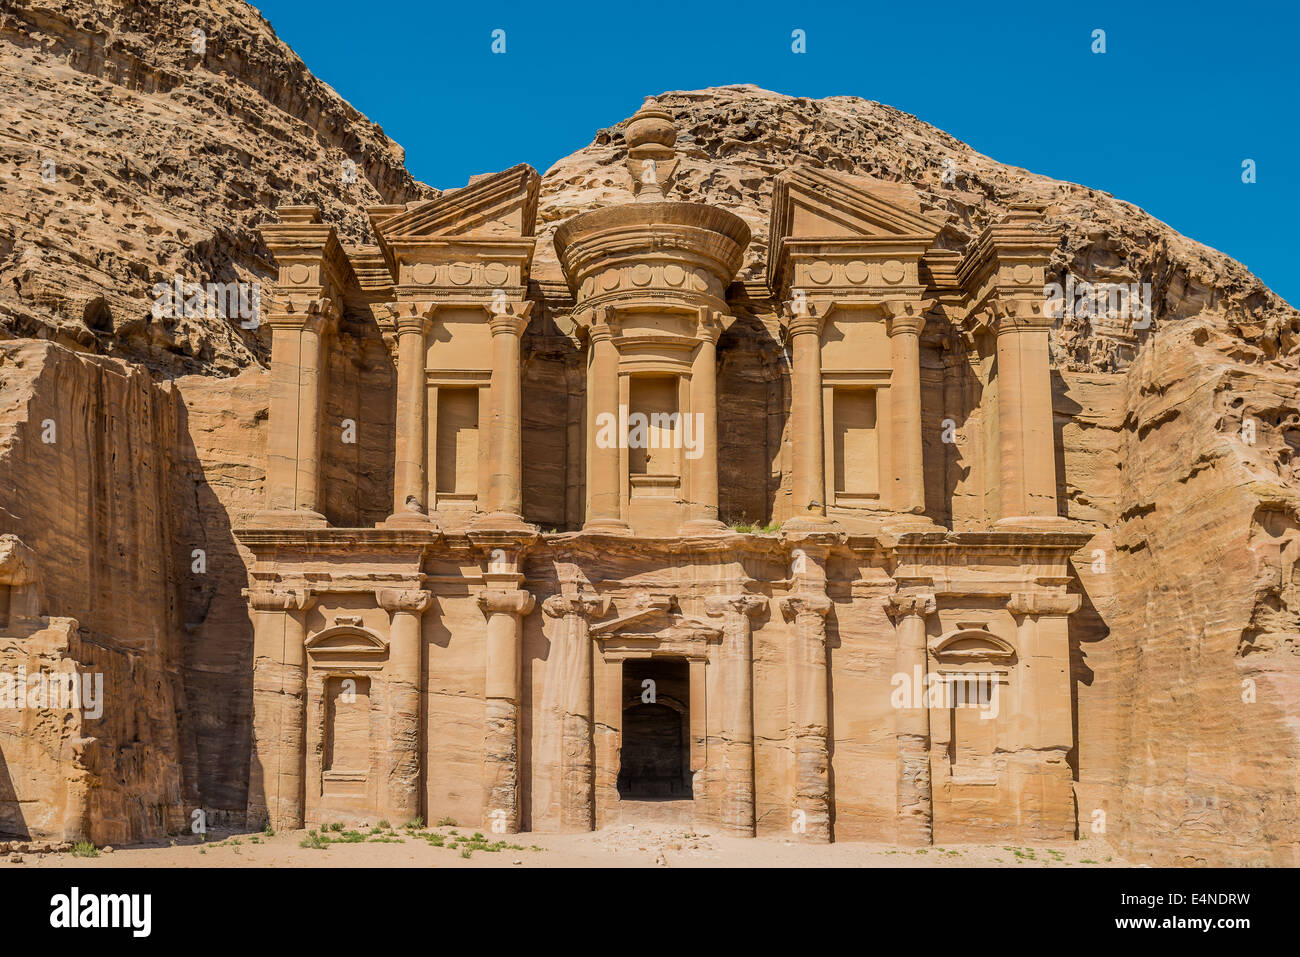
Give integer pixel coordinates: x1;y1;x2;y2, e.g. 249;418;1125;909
628;375;679;476
833;387;878;498
436;388;479;496
324;675;371;775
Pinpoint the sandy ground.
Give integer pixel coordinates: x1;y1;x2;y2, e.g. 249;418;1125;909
14;823;1128;868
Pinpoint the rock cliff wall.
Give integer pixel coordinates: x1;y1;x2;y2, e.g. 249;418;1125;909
0;1;1297;862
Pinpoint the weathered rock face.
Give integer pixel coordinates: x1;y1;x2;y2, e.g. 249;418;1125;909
0;343;188;843
0;1;1297;864
0;0;433;376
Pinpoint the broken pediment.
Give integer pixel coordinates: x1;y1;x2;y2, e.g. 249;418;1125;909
767;167;945;296
771;167;944;243
373;164;541;243
589;593;721;658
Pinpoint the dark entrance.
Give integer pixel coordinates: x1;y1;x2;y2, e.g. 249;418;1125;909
618;657;692;799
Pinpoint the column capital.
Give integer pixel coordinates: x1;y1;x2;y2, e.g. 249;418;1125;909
783;312;825;338
1007;591;1080;617
883;298;934;337
542;593;609;621
245;587;316;612
990;296;1053;332
394;301;435;335
487;312;530;338
589;319;616;344
706;594;768;619
478;589;536;617
886;591;936;620
779;592;832;621
377;588;434;615
265;295;340;332
695;306;723;343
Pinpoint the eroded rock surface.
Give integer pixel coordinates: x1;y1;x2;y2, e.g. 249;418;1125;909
0;0;433;375
0;3;1296;864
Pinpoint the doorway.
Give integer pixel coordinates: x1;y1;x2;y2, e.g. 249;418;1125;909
618;658;692;799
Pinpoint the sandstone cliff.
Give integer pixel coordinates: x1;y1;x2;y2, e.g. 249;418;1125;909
0;0;434;375
0;1;1297;865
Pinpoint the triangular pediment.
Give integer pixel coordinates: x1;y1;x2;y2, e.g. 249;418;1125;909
772;167;944;242
375;164;540;242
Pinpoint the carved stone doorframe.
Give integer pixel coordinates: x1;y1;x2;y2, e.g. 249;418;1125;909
588;597;722;827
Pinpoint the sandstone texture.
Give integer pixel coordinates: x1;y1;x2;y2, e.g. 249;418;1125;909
0;1;1295;867
0;0;432;375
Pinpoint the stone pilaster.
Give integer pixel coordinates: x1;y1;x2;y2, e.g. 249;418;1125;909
884;300;932;515
477;582;535;832
784;309;830;528
252;301;336;527
541;593;609;830
584;317;628;534
377;588;433;823
990;299;1060;524
886;590;937;845
1006;591;1080;750
246;587;315;831
705;593;768;836
683;309;724;533
475;306;533;530
387;303;435;526
779;591;833;841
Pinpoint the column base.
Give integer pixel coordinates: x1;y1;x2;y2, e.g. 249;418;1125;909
681;517;727;536
993;514;1071;531
381;511;438;530
470;510;535;534
881;515;943;536
247;508;327;529
582;518;631;535
780;513;838;536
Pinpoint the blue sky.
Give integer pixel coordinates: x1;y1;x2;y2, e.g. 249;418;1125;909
253;0;1297;304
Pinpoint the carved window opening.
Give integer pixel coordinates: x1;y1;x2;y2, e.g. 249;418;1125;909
435;387;479;498
617;657;692;800
323;675;370;777
832;386;879;499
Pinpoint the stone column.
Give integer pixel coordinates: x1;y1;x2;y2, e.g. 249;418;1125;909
705;594;767;836
378;588;433;824
1007;591;1080;838
389;305;433;524
887;591;937;846
584;318;628;533
478;584;535;832
541;593;608;830
477;308;531;529
255;302;333;526
247;587;315;831
683;310;724;533
992;300;1058;522
786;312;829;523
885;300;929;515
779;592;833;841
1007;592;1079;750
